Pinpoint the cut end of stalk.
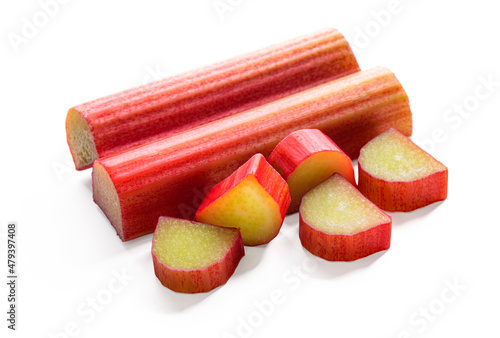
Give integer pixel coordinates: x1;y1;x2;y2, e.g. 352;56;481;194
358;128;448;211
152;217;240;270
152;217;244;293
66;108;98;170
300;174;390;235
287;150;356;213
196;176;284;246
269;129;356;214
92;162;123;240
359;128;447;182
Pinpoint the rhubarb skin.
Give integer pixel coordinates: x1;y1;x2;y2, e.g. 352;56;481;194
299;174;392;262
66;28;360;170
358;128;448;212
195;154;290;246
92;67;412;241
152;217;244;293
269;129;355;214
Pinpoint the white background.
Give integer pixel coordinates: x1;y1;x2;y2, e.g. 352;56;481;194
1;0;499;337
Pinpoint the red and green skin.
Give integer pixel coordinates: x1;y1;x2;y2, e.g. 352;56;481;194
69;28;360;169
195;154;290;226
94;67;412;241
299;215;392;262
271;130;336;176
358;163;448;212
151;220;245;294
268;128;356;214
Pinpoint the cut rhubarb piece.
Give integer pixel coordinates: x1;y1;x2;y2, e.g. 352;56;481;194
358;128;448;211
299;173;392;261
195;154;290;246
66;28;360;170
93;67;411;241
269;129;355;214
152;217;244;293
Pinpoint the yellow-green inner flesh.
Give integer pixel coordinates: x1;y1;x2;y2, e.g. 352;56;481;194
300;174;390;235
66;108;97;169
152;218;238;270
359;129;446;182
287;151;354;209
196;176;282;246
93;162;123;238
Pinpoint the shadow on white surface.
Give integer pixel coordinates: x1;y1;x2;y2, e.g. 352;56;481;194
150;281;215;312
283;212;300;227
82;175;92;193
233;245;266;276
121;232;154;250
389;201;444;227
307;249;387;280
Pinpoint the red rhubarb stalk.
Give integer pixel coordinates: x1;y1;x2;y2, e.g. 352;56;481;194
66;28;360;170
152;217;244;293
92;67;412;241
269;129;356;214
195;154;290;246
299;174;392;261
357;128;448;211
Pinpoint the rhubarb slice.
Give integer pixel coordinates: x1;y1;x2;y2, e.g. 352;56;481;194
299;173;392;261
195;154;290;246
93;67;412;241
66;28;360;170
152;217;244;293
269;129;355;214
358;128;448;211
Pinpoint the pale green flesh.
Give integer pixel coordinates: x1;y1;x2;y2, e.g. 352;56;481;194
300;174;390;235
359;129;446;182
152;218;238;270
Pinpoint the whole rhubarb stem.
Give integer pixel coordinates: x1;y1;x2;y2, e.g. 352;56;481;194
93;67;412;241
66;28;360;170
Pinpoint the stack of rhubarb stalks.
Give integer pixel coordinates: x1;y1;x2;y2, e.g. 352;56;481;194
66;28;447;293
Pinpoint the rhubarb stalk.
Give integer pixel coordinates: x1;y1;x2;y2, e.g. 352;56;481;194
66;28;360;170
269;129;356;214
152;217;244;293
92;67;412;241
195;154;290;246
299;174;392;261
357;128;448;211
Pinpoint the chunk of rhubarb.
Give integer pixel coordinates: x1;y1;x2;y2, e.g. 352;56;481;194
195;154;290;246
152;217;244;293
358;128;448;211
93;67;411;241
66;28;360;170
269;129;355;214
299;174;392;261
